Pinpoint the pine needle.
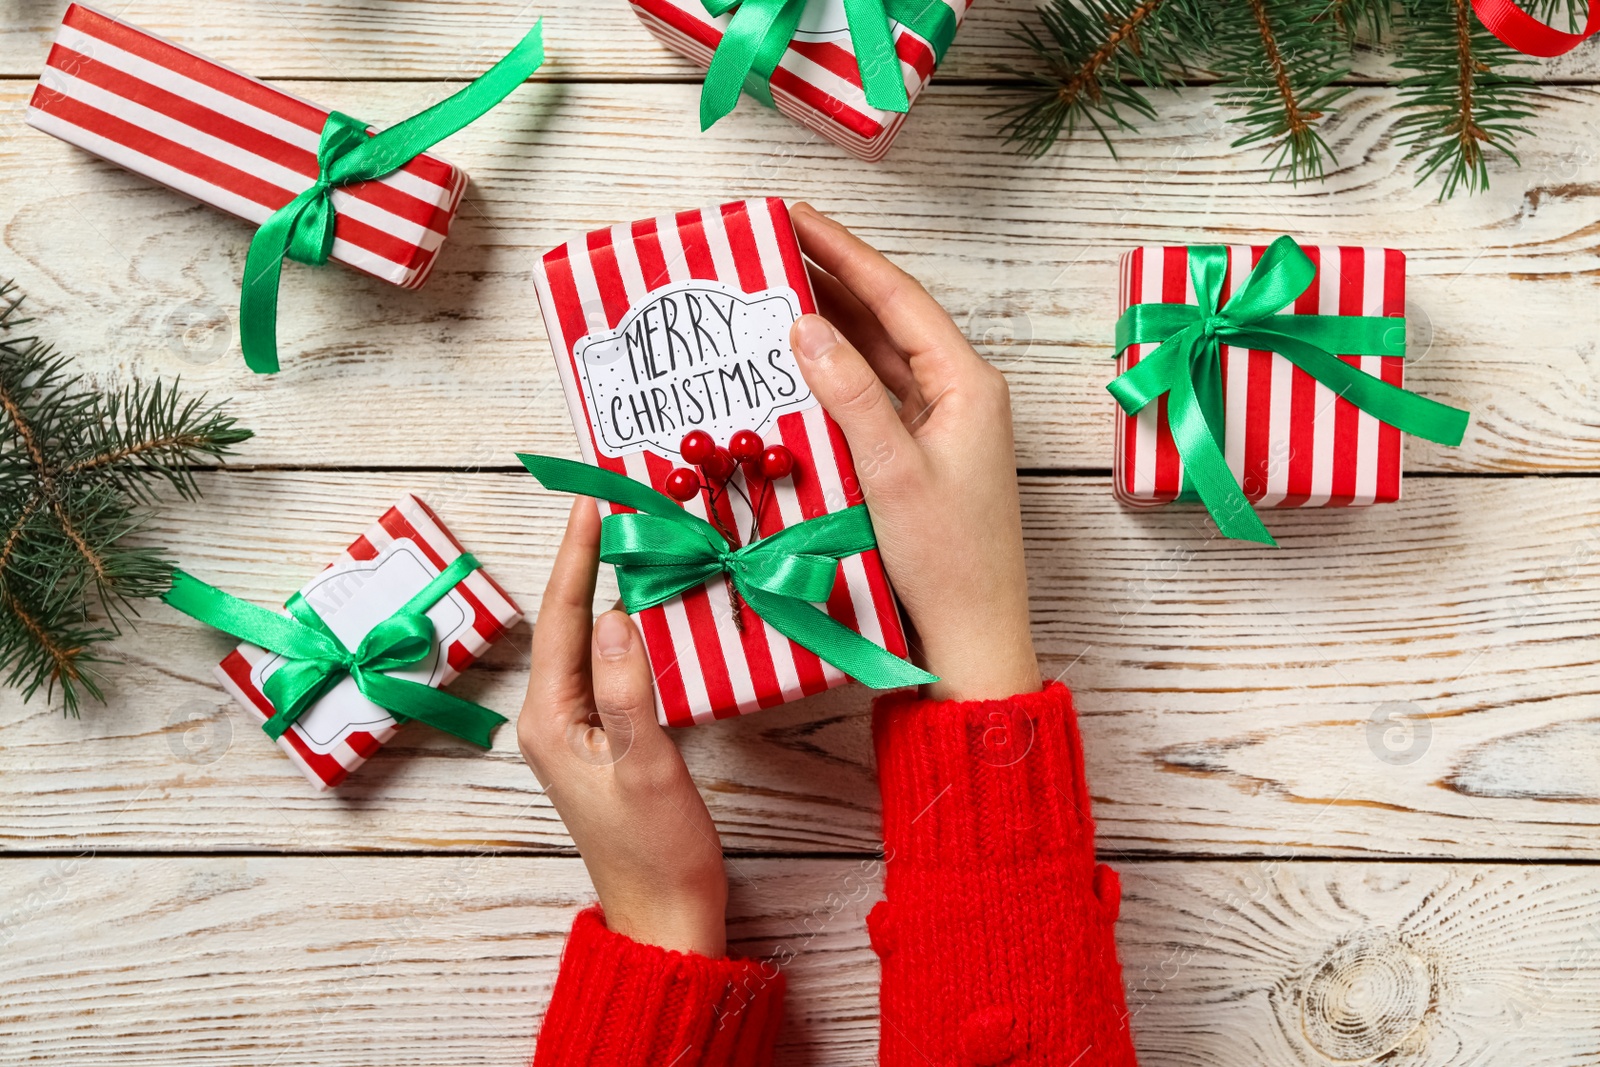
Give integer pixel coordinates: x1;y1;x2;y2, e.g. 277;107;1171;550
994;0;1567;199
993;0;1212;157
1393;0;1539;198
0;281;251;713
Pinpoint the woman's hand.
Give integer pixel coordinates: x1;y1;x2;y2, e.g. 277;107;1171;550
788;202;1040;703
519;500;728;957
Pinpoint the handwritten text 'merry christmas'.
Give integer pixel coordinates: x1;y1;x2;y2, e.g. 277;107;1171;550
574;281;815;459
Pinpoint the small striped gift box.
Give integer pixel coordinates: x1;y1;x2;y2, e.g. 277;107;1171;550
26;4;467;292
632;0;972;162
532;198;912;726
1114;243;1409;513
213;497;522;791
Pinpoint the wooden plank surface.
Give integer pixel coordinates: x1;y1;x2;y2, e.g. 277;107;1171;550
4;470;1596;858
4;855;1599;1066
4;0;1599;1061
4;0;1600;81
2;78;1598;472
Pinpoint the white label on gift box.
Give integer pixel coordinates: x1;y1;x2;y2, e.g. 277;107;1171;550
573;279;816;461
792;0;900;40
251;539;472;753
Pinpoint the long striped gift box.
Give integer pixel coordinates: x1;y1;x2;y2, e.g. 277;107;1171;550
632;0;972;162
213;496;522;791
26;4;467;291
532;198;912;726
1115;243;1408;511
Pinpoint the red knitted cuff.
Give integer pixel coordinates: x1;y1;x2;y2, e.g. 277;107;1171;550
869;682;1136;1067
872;681;1098;870
533;907;785;1067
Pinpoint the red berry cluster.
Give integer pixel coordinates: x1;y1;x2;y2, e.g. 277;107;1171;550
663;428;796;560
664;429;793;503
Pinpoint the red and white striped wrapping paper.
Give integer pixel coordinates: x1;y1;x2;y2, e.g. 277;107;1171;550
212;496;522;791
26;4;467;291
1115;244;1409;511
532;198;912;727
631;0;972;162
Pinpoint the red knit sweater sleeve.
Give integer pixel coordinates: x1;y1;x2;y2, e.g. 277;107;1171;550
532;906;784;1067
870;681;1138;1067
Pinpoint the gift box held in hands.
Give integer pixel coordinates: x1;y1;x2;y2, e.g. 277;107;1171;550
633;0;970;161
196;496;522;791
528;198;921;726
1110;238;1470;545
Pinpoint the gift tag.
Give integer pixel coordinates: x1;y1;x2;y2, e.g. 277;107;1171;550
792;0;902;41
250;539;471;752
572;278;816;461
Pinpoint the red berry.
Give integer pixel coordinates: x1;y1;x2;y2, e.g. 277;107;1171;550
760;445;795;480
664;467;701;502
728;429;764;462
702;447;737;485
679;430;715;465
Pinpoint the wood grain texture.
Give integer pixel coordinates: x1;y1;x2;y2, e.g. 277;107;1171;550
4;855;1599;1066
2;78;1598;472
3;470;1595;858
4;0;1600;81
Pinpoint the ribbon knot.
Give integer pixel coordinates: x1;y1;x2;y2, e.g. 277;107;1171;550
163;552;507;748
696;0;957;130
1110;236;1471;546
239;23;545;374
519;453;936;689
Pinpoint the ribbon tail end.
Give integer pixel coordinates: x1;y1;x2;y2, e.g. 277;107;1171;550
857;664;938;689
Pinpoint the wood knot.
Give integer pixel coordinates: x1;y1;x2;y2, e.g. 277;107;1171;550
1296;932;1431;1061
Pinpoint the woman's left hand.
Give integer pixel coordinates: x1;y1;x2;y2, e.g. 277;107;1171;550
518;499;730;957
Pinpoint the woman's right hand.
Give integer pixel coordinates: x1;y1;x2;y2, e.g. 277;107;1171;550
787;203;1041;704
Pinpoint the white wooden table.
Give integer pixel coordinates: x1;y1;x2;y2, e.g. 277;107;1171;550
4;3;1599;1063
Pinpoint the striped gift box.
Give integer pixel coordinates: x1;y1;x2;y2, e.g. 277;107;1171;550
532;198;912;726
25;4;467;291
1115;244;1409;511
213;496;522;791
632;0;972;162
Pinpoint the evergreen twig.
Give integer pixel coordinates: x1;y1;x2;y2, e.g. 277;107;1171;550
997;0;1585;197
0;281;251;713
993;0;1212;157
1393;0;1539;198
1211;0;1353;182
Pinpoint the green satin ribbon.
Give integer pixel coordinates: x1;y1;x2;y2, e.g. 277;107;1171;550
517;453;936;689
697;0;956;129
162;553;506;747
240;21;545;374
1110;236;1471;546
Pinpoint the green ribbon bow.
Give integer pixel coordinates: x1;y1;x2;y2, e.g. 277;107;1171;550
240;21;545;374
163;553;505;747
1110;236;1471;546
517;453;936;689
697;0;956;129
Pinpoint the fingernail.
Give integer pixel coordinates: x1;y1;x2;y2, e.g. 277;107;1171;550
793;315;840;362
595;611;632;658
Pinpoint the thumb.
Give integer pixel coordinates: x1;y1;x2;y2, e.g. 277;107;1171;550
791;314;913;482
589;609;673;767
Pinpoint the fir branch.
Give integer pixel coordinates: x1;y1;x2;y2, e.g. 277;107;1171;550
1320;0;1394;40
0;281;251;713
1213;0;1355;182
1393;0;1538;198
994;0;1212;157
